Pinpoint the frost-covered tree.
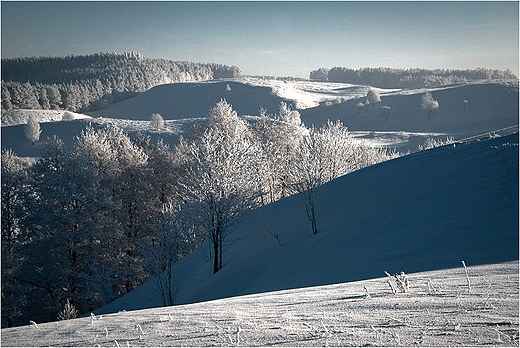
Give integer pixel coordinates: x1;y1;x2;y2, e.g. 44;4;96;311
356;102;365;115
1;150;30;327
74;124;151;294
178;100;263;273
26;136;108;318
309;68;330;81
24;115;42;144
291;120;395;235
143;202;199;306
2;83;13;112
1;150;28;248
380;106;392;120
366;89;381;107
22;125;154;321
421;92;439;119
150;113;164;130
291;121;354;234
251;103;306;203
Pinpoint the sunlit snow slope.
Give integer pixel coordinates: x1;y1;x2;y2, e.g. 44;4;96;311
97;132;519;315
300;82;519;134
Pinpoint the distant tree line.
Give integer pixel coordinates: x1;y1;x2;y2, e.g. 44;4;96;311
310;67;517;88
2;100;395;328
1;52;241;113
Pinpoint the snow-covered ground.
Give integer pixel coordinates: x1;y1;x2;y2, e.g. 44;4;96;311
2;262;518;347
1;109;91;127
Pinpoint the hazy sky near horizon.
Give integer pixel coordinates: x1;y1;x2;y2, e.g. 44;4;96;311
2;1;519;77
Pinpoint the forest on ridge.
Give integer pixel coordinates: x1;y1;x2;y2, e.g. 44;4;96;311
1;52;240;113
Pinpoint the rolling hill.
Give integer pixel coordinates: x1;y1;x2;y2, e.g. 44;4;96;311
85;80;293;121
96;130;518;314
2;79;518;157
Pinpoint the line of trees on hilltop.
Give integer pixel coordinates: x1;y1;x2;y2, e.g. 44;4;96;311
1;52;241;113
310;67;518;88
2;100;396;328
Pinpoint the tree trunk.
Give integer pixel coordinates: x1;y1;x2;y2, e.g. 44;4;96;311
212;228;220;274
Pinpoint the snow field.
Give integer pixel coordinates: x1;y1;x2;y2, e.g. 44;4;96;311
1;261;517;347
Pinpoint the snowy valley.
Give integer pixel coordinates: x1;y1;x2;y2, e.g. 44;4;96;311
1;73;519;346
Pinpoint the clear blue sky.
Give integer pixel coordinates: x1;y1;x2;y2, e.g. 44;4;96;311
2;1;518;77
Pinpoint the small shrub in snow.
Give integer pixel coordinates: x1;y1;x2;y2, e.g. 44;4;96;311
267;230;282;246
418;136;455;150
356;102;365;115
462;99;468;112
380;106;392;120
426;278;438;294
461;260;471;292
364;286;371;299
57;299;78;321
421;92;439;119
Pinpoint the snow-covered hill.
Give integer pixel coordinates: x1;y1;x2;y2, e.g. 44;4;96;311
2;79;518;157
2;261;517;347
300;81;519;134
86;80;293;120
92;131;518;315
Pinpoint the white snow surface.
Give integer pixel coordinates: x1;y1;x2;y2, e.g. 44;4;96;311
1;109;91;127
2;262;518;346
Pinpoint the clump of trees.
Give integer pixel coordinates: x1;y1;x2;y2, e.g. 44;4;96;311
366;89;381;107
1;52;241;113
1;100;397;328
310;66;518;88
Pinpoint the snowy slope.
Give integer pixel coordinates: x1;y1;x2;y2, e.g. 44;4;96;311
96;132;519;315
2;261;517;347
2;80;518;157
86;80;293;120
300;81;519;134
